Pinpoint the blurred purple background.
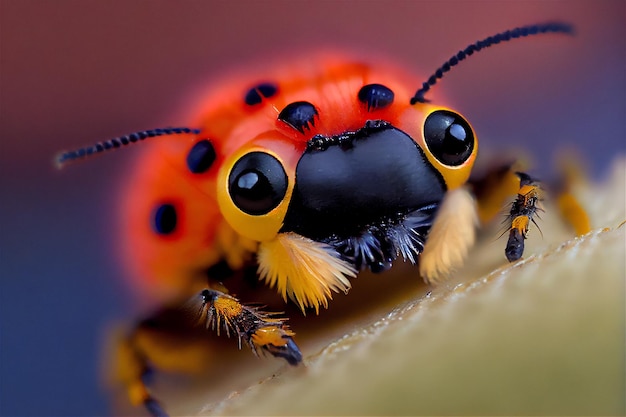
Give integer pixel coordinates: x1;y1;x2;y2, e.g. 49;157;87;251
1;0;624;415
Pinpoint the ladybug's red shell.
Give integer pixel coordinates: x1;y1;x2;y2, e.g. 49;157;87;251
118;54;467;304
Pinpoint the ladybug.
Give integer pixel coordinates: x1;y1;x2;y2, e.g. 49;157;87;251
57;22;588;417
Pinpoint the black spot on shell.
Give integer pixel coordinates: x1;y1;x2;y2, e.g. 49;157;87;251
244;82;278;106
152;204;177;235
278;101;318;133
186;139;216;174
358;84;395;111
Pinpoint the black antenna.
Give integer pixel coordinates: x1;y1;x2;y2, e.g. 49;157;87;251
410;22;574;104
55;127;200;168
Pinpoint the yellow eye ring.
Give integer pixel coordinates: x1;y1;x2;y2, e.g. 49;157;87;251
404;105;478;190
217;144;295;242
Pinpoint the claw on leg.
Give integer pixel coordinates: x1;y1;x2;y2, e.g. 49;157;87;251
144;398;169;417
251;326;302;365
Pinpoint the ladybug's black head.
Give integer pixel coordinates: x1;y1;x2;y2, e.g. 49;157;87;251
281;120;447;272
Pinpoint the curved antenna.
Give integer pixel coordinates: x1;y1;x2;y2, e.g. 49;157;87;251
410;22;574;105
55;127;200;168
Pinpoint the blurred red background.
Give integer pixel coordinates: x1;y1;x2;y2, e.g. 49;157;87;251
1;0;624;415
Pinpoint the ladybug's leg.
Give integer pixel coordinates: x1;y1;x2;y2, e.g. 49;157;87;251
468;161;591;262
110;306;217;417
198;262;302;364
112;326;168;417
501;172;543;262
197;288;302;365
110;288;301;417
552;158;591;236
469;163;544;262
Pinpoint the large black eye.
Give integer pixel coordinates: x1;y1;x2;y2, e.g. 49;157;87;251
228;152;288;215
423;110;475;166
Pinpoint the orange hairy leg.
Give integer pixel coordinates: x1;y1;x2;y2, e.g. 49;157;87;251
557;192;591;236
110;280;301;417
504;174;543;262
554;157;592;236
469;161;591;262
111;307;216;416
198;289;301;364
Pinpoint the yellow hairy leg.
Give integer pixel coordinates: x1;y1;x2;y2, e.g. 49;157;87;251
108;306;220;416
554;157;591;235
471;160;591;235
108;286;302;417
197;289;302;365
422;158;593;283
